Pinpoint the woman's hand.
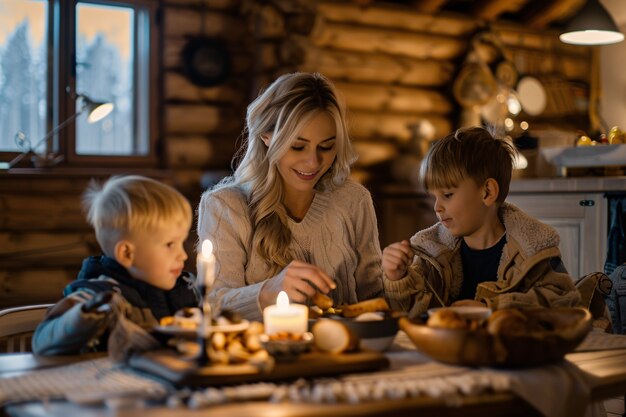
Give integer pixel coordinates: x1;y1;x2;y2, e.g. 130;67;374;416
260;260;336;309
382;240;412;281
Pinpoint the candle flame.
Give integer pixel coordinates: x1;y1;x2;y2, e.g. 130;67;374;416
202;239;213;257
276;291;290;309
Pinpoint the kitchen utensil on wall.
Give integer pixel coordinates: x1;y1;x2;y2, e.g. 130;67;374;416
480;85;521;126
182;37;230;87
516;76;547;116
453;56;497;108
181;2;231;87
453;30;520;128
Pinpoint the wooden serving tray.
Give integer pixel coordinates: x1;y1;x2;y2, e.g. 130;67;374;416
129;349;389;387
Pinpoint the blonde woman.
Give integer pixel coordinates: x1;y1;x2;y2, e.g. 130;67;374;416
197;72;383;321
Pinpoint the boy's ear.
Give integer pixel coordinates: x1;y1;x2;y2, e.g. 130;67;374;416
482;178;500;206
113;240;135;269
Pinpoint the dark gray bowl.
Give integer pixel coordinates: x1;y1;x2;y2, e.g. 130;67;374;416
309;314;399;351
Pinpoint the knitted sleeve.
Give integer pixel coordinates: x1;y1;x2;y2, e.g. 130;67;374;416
197;188;266;321
383;258;436;318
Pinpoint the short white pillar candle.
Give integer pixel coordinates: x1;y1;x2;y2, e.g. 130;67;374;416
263;291;308;335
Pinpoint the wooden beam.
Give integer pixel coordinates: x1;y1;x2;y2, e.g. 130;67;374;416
317;2;477;36
165;136;236;169
310;21;466;60
0;269;75;308
163;0;239;10
349;112;452;143
164;72;246;105
474;0;530;21
165;105;243;135
524;0;586;29
335;82;452;115
412;0;448;14
163;38;253;74
282;40;455;87
163;7;246;39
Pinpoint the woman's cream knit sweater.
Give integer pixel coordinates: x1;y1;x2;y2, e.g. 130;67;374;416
197;180;384;321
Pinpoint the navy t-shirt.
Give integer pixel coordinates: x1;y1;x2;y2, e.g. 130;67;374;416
458;234;507;300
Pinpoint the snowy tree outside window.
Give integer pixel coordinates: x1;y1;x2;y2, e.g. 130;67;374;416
0;0;47;153
0;0;153;163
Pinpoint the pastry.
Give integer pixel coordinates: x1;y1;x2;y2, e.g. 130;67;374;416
341;298;390;318
312;292;334;310
427;308;468;329
486;308;528;335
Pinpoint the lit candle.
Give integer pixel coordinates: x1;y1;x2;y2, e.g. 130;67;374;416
263;291;308;335
197;239;216;290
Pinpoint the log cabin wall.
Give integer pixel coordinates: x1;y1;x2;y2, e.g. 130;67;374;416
0;0;593;308
241;0;593;184
162;0;252;195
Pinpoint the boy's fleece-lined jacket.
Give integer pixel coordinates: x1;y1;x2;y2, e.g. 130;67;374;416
384;203;581;318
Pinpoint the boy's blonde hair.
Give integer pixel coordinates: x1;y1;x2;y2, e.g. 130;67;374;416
213;72;357;274
83;175;192;256
419;126;515;203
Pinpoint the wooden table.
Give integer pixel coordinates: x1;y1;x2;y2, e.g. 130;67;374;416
2;345;626;417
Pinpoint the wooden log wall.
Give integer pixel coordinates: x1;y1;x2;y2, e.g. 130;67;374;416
162;0;252;196
0;0;594;308
242;0;592;184
0;175;99;308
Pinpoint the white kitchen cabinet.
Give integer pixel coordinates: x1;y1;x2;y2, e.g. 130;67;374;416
506;192;607;279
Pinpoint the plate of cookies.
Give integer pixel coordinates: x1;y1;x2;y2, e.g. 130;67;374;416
400;307;592;368
155;307;249;337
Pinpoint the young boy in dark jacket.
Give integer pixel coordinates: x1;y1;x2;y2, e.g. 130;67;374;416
33;175;199;355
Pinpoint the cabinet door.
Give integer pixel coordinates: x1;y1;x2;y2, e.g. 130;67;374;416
506;193;607;279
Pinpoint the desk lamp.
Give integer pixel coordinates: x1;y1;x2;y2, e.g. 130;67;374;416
0;94;114;170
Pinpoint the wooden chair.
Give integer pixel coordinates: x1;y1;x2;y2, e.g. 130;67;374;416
0;304;53;353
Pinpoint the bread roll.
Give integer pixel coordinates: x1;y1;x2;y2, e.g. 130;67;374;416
486;308;528;335
312;319;358;354
427;309;468;329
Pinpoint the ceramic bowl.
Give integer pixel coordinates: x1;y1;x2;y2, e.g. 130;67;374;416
310;313;400;352
259;332;314;362
401;307;592;368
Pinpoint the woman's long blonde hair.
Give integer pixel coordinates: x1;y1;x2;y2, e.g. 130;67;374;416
215;72;356;274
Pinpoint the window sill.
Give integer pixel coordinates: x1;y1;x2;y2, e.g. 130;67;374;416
0;167;172;179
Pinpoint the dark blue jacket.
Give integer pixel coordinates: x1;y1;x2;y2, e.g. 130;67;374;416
32;255;199;355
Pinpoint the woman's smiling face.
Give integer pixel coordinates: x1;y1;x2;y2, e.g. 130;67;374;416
275;111;337;198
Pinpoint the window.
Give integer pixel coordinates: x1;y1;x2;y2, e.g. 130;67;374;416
0;0;158;168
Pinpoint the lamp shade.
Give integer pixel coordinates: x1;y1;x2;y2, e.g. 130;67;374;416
560;0;624;45
80;95;114;123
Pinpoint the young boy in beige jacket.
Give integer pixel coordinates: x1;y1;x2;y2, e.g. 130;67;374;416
383;127;581;318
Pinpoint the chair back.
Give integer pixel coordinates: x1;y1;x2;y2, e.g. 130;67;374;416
0;304;53;353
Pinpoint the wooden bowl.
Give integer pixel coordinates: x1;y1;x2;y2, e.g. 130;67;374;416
400;307;592;368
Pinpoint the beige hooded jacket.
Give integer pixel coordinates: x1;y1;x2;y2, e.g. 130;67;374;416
384;203;582;318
